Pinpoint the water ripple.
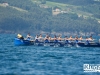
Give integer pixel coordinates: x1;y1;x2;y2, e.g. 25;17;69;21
0;34;100;75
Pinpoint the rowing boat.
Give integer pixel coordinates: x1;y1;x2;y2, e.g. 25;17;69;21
14;38;100;47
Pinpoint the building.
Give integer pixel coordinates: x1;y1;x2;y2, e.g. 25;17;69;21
2;2;9;7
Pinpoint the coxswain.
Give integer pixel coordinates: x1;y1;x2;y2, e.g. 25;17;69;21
17;34;24;40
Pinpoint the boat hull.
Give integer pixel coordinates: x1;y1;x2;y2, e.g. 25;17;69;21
33;41;100;47
34;41;75;47
14;38;100;47
77;42;100;47
14;38;34;46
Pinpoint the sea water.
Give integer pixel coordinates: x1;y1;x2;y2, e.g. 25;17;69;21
0;34;100;75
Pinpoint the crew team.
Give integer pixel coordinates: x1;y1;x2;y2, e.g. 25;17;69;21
17;33;94;42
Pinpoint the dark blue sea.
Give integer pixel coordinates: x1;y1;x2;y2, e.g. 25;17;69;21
0;34;100;75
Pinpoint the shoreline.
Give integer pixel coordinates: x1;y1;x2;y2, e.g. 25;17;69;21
0;30;98;36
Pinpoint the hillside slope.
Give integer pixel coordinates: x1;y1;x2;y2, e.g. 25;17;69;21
0;0;100;35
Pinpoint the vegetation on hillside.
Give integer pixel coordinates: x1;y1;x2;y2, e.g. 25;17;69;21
0;0;100;35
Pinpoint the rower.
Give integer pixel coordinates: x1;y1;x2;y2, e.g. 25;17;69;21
53;35;58;43
35;35;39;42
69;36;73;41
38;34;44;42
26;33;32;40
53;35;57;40
88;36;93;41
74;36;78;40
78;36;83;42
74;36;79;43
78;36;83;41
65;36;68;40
65;36;70;43
57;35;62;41
44;34;49;40
44;34;50;43
85;37;90;44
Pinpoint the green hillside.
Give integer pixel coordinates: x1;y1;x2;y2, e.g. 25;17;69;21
0;0;100;35
33;0;100;21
